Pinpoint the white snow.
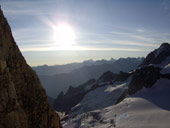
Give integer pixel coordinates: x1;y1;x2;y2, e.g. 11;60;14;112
84;82;96;91
116;113;128;122
161;62;170;74
63;78;170;128
69;79;131;116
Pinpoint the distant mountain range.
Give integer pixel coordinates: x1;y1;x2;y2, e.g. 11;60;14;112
33;57;143;98
32;58;116;76
54;43;170;128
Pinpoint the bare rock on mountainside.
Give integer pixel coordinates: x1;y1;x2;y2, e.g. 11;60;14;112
62;43;170;128
128;43;170;94
140;43;170;67
0;7;62;128
54;79;96;112
128;66;162;94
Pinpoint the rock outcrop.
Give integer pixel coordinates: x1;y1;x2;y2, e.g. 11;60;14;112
128;66;162;94
54;79;96;113
0;7;62;128
128;43;170;94
97;71;117;82
140;43;170;67
54;70;131;113
116;43;170;103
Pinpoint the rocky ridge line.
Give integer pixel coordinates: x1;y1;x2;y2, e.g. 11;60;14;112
0;7;62;128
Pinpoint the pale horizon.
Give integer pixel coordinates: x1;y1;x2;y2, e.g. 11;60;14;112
23;50;148;66
30;55;145;67
0;0;170;65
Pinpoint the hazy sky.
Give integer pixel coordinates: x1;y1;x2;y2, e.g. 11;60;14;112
0;0;170;66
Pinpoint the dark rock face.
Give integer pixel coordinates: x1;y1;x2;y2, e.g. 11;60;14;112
116;66;165;104
116;43;170;104
97;71;117;82
48;96;55;107
97;71;130;84
0;8;62;128
54;70;131;113
54;79;96;112
127;42;170;95
38;57;143;98
140;43;170;66
114;71;130;82
128;66;162;94
128;43;170;94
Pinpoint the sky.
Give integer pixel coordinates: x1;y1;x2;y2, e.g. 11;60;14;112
0;0;170;66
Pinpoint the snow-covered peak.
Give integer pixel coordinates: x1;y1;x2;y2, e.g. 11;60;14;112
60;43;170;128
62;79;170;128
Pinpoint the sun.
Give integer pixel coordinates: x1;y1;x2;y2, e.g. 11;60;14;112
53;23;76;50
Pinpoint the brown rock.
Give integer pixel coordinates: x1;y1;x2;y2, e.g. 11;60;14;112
0;7;62;128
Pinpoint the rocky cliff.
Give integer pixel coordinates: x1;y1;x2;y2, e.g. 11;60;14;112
0;7;62;128
140;43;170;67
54;70;131;113
54;79;96;112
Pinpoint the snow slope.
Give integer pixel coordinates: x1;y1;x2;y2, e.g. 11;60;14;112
61;43;170;128
69;79;131;116
63;79;170;128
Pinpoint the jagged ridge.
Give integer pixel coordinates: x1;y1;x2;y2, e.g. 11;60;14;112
0;7;62;128
140;43;170;66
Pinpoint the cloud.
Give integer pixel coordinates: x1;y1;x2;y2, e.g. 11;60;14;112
12;24;170;52
74;28;170;52
110;30;170;45
20;44;145;52
1;0;56;16
12;26;52;41
3;9;44;16
136;29;145;33
2;0;170;53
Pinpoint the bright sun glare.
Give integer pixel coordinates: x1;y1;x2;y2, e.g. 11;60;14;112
53;23;76;50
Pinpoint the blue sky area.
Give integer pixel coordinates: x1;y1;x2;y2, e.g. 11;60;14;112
0;0;170;65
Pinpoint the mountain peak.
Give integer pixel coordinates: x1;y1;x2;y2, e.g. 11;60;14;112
97;71;116;82
140;42;170;67
155;42;170;57
160;42;170;48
